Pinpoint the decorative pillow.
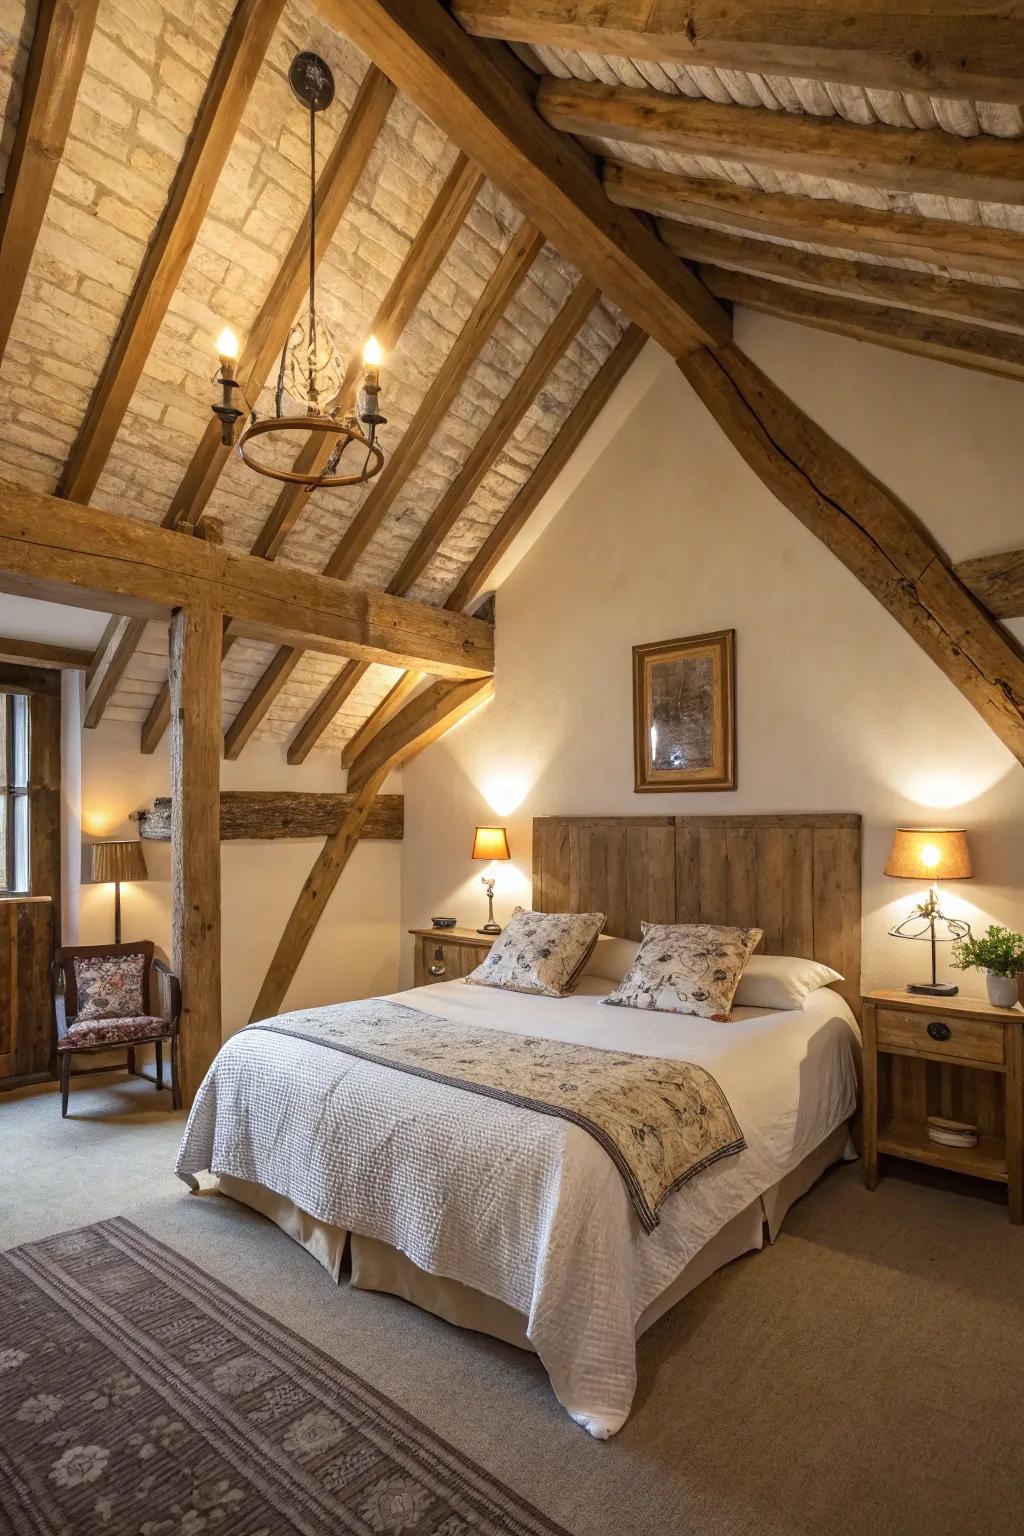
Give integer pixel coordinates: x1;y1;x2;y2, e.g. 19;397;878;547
733;954;844;1012
74;954;146;1021
602;921;763;1021
465;907;605;997
581;933;641;983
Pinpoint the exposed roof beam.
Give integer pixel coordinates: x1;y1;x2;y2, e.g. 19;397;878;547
538;77;1024;207
678;344;1024;765
0;482;494;679
222;218;544;760
249;154;485;563
280;272;598;764
138;789;404;842
313;0;729;354
605;162;1024;283
0;636;94;670
84;616;146;728
446;321;646;612
250;675;494;1022
661;226;1024;336
85;63;396;727
139;156;483;756
58;0;286;505
452;1;1024;106
701;265;1024;383
955;549;1024;620
0;0;100;365
348;322;645;758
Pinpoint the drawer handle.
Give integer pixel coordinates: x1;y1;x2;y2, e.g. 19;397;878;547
927;1021;952;1042
428;946;447;978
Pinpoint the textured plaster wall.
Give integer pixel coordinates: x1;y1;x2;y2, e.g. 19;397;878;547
400;313;1024;1000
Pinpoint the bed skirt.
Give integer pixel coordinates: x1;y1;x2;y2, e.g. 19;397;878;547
214;1122;851;1349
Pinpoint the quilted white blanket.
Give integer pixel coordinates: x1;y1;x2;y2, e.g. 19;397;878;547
176;978;858;1437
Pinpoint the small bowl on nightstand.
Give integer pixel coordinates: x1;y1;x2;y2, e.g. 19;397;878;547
431;916;457;929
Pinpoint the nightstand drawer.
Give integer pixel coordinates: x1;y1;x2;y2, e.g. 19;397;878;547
876;1006;1005;1067
410;929;495;987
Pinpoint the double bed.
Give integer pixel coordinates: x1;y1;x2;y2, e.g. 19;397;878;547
177;813;862;1438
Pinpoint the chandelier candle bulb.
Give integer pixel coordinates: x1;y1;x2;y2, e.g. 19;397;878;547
212;325;243;446
216;326;239;364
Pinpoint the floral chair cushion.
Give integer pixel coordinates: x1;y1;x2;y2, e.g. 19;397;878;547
465;907;605;997
603;921;763;1021
58;1015;173;1050
73;954;146;1021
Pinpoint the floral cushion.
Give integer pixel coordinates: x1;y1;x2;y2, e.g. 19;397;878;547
73;954;145;1020
58;1015;172;1050
603;921;763;1021
465;906;605;997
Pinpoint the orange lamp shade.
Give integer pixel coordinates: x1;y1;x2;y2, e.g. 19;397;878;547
471;826;510;862
884;828;972;881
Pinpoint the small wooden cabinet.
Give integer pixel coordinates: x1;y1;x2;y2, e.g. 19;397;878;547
410;927;496;987
862;989;1024;1224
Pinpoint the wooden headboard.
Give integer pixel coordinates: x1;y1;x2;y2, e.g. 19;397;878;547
532;814;862;1019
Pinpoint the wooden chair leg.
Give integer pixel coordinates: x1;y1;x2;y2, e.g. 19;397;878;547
127;1046;137;1076
155;1041;164;1091
60;1052;70;1118
170;1035;182;1111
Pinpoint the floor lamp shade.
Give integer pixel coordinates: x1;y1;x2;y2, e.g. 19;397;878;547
90;840;147;943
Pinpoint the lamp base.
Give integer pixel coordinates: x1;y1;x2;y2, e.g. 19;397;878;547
478;922;502;936
906;981;959;997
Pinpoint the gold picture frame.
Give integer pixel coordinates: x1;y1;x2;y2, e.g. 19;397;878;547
633;630;736;793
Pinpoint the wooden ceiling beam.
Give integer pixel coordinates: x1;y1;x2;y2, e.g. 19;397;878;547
606;162;1024;283
538;78;1024;207
452;1;1024;106
678;344;1024;765
281;271;599;764
84;63;396;728
348;322;644;763
250;674;494;1022
139;790;404;841
249;154;485;563
141;156;483;756
701;266;1024;383
661;227;1024;337
0;636;94;670
58;0;286;505
446;321;646;612
955;549;1024;620
222;218;543;760
0;0;100;365
0;482;495;679
313;0;729;354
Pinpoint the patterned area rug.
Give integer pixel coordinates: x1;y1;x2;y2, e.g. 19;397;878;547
0;1219;569;1536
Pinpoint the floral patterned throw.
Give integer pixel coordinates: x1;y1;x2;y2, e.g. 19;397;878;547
73;954;146;1021
603;921;764;1021
252;998;745;1232
0;1219;570;1535
464;907;605;997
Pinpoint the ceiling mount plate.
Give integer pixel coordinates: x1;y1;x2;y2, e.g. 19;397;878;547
289;52;335;112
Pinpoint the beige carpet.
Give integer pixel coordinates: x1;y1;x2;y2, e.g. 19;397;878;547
2;1072;1022;1536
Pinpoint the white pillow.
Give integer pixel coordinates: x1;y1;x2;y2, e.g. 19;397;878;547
732;954;843;1011
581;933;640;983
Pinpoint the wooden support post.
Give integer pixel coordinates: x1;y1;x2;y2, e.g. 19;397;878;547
169;606;222;1104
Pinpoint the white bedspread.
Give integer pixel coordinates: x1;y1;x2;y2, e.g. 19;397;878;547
176;979;859;1438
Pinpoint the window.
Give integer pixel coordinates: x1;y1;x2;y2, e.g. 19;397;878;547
0;691;30;895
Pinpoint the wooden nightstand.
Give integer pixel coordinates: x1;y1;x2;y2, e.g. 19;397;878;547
409;928;496;987
862;989;1024;1224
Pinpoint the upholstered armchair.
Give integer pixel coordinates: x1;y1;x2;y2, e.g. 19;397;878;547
51;941;181;1117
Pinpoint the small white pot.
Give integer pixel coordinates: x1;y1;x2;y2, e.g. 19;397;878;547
985;971;1019;1009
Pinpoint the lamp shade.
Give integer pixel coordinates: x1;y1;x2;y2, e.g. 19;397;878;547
471;826;510;862
90;840;148;884
884;828;972;881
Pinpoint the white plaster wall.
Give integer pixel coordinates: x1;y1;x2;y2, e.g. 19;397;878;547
400;313;1024;1001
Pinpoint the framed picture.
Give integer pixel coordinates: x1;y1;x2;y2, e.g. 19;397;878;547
632;630;735;793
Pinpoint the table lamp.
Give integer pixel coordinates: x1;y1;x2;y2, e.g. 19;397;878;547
884;827;972;996
471;826;510;935
90;839;147;944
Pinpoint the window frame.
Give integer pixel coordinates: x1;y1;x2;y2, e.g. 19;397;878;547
0;662;62;926
0;689;31;896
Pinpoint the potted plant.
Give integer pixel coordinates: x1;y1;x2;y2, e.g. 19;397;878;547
951;925;1024;1008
